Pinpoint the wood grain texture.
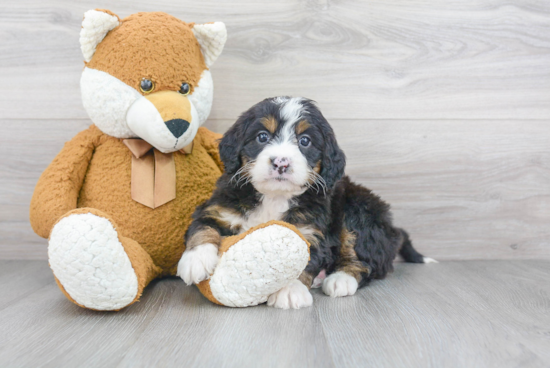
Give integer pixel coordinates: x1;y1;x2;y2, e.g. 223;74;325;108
0;119;90;259
336;120;550;261
0;260;548;367
2;119;548;260
316;260;550;368
1;0;549;120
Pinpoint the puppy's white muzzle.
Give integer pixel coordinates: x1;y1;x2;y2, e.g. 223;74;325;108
251;141;310;196
126;91;199;153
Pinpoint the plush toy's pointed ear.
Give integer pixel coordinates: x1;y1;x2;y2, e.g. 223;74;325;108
192;22;227;68
80;9;120;62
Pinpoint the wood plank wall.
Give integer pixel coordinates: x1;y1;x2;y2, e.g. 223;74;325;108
1;0;549;260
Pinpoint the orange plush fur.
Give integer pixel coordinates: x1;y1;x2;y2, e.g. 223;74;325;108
29;10;224;310
87;12;206;96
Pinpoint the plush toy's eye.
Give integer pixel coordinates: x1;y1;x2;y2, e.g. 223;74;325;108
299;136;311;147
140;79;154;94
179;83;190;95
257;132;270;144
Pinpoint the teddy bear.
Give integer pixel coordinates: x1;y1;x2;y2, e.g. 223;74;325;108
29;9;310;311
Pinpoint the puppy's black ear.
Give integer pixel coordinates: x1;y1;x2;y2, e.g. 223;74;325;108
219;109;254;175
320;122;346;189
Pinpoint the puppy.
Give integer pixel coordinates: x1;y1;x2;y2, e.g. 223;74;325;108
179;97;436;309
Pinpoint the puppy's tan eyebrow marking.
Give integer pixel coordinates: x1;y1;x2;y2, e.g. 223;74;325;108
260;116;278;133
295;119;311;135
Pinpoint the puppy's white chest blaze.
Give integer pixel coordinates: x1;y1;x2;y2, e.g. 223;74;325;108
245;195;290;231
219;195;291;233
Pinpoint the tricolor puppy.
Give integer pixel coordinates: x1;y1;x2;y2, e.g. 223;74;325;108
180;97;436;309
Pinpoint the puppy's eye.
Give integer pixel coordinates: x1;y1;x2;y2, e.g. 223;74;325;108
140;79;155;94
257;132;270;144
299;136;311;147
179;82;190;95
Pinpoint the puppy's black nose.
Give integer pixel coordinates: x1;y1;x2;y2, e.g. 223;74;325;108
271;157;290;174
165;119;190;138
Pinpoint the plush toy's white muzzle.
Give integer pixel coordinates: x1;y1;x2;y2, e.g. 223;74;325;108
126;91;199;153
81;68;214;152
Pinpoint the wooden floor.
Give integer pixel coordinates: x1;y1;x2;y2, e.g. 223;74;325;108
0;260;548;368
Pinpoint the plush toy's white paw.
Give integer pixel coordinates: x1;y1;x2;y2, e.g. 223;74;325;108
177;243;219;285
322;271;358;298
207;224;310;307
49;213;138;310
267;280;313;310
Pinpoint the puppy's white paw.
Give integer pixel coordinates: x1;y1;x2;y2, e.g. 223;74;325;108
423;257;439;264
322;271;358;298
177;243;219;285
267;280;313;309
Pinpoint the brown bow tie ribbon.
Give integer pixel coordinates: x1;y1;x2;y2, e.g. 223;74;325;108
123;139;193;209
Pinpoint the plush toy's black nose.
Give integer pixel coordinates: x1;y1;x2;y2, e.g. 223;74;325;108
165;119;190;138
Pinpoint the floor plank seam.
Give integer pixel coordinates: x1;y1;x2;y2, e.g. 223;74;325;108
0;280;55;313
313;292;338;368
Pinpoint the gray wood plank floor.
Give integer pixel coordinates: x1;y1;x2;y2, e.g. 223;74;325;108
0;260;548;368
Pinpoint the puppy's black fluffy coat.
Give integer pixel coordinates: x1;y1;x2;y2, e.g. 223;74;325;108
185;97;427;291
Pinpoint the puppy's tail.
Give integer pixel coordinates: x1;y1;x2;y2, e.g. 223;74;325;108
397;229;438;264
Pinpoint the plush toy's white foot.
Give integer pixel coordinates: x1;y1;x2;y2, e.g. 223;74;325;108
322;271;358;298
208;224;310;307
177;243;219;285
49;213;138;310
267;280;313;310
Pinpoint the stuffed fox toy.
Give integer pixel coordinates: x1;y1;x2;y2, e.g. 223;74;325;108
29;10;309;311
